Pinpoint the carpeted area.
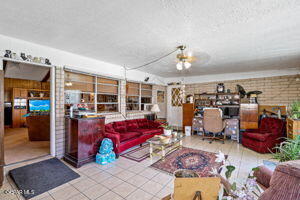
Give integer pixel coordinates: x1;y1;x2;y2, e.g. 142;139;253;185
9;158;80;199
151;147;225;177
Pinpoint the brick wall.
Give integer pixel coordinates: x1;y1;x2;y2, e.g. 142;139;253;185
185;74;300;106
55;67;65;158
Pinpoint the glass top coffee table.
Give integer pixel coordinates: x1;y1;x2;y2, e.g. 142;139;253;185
147;133;183;160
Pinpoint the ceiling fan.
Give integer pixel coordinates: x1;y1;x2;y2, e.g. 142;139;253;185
176;45;196;70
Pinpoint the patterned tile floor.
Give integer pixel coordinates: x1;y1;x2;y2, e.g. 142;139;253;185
1;135;273;200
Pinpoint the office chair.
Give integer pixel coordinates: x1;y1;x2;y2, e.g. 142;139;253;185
203;108;226;144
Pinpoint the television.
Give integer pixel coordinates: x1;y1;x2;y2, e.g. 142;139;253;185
29;100;50;112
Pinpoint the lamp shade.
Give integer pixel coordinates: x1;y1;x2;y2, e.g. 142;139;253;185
176;62;183;70
184;61;191;69
151;104;160;113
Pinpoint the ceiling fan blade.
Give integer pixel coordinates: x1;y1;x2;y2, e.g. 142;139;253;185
187;56;196;62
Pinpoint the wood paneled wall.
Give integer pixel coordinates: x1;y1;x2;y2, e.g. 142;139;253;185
4;78;50;102
0;71;4;186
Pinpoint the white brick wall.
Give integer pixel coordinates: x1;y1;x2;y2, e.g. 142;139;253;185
55;67;65;158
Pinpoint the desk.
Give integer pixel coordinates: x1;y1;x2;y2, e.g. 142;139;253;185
192;117;239;141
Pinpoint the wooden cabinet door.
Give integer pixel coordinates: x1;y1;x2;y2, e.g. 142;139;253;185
240;104;258;129
20;109;27;126
12;109;21;128
13;88;21;98
20;89;27;98
182;103;194;133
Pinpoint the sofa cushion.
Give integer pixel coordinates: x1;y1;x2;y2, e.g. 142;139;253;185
136;118;149;129
120;132;141;142
113;121;127;133
105;123;115;133
125;120;139;131
137;128;161;135
275;160;300;179
260;118;284;135
243;132;271;142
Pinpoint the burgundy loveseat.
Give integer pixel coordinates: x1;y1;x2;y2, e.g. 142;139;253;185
104;118;163;157
242;117;285;153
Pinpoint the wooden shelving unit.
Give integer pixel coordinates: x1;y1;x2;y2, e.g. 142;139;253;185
194;93;240;117
194;93;240;107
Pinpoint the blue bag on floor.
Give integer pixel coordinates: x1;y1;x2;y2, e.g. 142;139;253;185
96;138;116;165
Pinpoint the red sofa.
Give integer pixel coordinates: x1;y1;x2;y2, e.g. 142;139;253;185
242;117;285;153
104;118;163;157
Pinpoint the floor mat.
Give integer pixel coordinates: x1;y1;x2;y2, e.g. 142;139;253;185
9;158;80;199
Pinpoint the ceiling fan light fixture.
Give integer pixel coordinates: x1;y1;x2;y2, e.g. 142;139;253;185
184;61;191;69
65;81;73;86
176;62;183;70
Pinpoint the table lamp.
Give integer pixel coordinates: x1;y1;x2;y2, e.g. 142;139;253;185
151;104;160;120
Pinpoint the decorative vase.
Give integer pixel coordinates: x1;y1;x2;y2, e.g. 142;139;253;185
164;129;172;136
20;53;27;60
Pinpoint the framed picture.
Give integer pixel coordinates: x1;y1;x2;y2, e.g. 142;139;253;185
157;91;165;103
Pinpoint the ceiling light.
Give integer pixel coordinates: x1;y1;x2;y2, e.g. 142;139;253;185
65;81;72;86
184;61;191;69
176;62;183;70
176;45;195;71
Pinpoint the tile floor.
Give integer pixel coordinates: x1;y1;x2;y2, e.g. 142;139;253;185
0;135;273;200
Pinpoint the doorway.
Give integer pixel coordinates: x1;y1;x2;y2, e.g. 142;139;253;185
2;60;53;165
167;85;184;128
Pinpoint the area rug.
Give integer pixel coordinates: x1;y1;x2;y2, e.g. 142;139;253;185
9;158;80;199
121;144;152;162
150;147;225;177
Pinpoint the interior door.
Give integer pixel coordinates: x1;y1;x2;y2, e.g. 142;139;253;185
167;85;184;128
156;90;167;118
0;70;4;187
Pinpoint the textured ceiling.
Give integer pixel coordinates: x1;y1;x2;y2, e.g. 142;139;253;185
0;0;300;77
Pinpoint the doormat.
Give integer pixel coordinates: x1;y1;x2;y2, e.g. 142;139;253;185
9;158;80;199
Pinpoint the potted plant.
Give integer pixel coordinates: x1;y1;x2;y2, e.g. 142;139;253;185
289;101;300;120
272;136;300;162
160;124;173;136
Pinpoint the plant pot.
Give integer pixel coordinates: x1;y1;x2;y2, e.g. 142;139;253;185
164;129;172;136
174;169;199;178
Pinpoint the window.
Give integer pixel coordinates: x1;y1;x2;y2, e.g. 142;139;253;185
126;82;140;111
141;84;152;110
65;72;96;114
171;88;183;106
64;71;119;114
126;82;152;111
157;91;165;103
